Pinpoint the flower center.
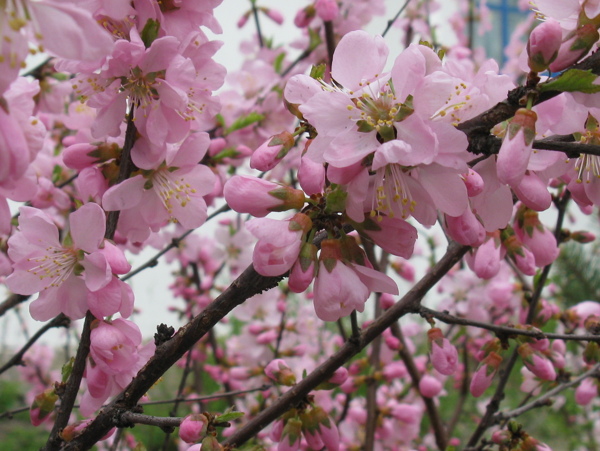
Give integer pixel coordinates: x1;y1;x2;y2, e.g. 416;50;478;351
152;169;197;216
27;246;79;289
370;164;416;220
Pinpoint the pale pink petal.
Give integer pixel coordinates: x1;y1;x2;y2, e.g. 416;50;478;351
81;252;112;292
419;165;468;217
70;203;106;253
352;264;399;295
391;44;427;102
102;175;145;211
332;31;389;90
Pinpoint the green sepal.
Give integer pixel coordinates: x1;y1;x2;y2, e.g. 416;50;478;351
140;19;160;48
310;63;326;80
539;69;600;94
225;112;265;135
356;120;375;133
214;410;245;423
393;103;414;122
325;189;347;213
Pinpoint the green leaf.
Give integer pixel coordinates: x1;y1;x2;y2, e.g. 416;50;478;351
539;69;600;94
61;357;75;383
214;411;245;423
274;52;286;73
225;112;265;135
140;19;160;48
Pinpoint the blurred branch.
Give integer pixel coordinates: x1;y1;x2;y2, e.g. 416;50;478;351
493;363;600;422
0;314;70;375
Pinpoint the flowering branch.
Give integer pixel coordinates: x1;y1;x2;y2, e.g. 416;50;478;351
465;189;571;449
391;322;447;450
493;363;600;423
221;242;469;448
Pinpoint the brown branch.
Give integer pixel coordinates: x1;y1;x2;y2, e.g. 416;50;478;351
45;311;94;450
60;262;285;450
0;314;70;375
221;242;469;448
45;106;138;451
0;293;29;318
418;306;600;343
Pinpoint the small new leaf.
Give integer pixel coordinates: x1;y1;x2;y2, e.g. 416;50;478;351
61;357;75;383
225;112;265;135
539;69;600;94
214;411;245;423
140;19;160;48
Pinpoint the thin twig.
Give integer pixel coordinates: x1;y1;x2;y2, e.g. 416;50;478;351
0;314;70;375
382;0;412;38
250;0;264;48
121;204;231;282
493;363;600;422
418;306;600;343
391;323;447;450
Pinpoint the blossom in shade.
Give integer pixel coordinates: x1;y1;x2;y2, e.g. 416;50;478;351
428;328;459;376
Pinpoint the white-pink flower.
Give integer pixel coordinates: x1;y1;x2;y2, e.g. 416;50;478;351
6;203;131;321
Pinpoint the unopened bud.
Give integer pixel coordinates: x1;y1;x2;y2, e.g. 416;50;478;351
30;388;58;426
179;414;209;444
527;18;563;72
264;359;297;386
250;132;295;171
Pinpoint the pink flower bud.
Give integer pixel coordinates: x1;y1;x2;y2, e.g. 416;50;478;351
512;172;552;212
200;435;223;451
518;344;556;381
462;169;484;197
445;208;486;247
224;175;305;217
263;8;284;25
294;7;315;27
179;414;209;444
315;0;339;21
550;23;599;72
497;108;537;188
527;18;563;72
575;378;598;406
428;328;459;376
288;242;317;293
571;230;596;243
328;367;349;385
280;417;302;451
237;12;250;28
297;155;325;195
419;375;443;398
30;388;58;426
250;132;295;171
265;359;297;386
470;352;502;397
380;293;395;309
385;334;400;350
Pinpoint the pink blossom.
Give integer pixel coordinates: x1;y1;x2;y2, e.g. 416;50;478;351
246;213;312;277
428;328;459;376
313;239;398;322
179;414;209;443
419;375;443;398
527;18;563;72
102;134;215;242
575;378;598;406
264;359;296;386
6;204;131;321
224;175;306;218
470;352;502;397
250;132;295;171
497;109;537;188
315;0;339;21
